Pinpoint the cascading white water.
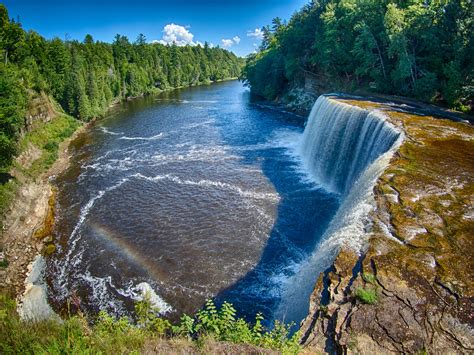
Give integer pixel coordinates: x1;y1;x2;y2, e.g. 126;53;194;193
300;95;400;195
277;95;403;324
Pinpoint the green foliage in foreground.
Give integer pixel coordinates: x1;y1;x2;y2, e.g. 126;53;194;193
355;287;378;305
0;294;301;354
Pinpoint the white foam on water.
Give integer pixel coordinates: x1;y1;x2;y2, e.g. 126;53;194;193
100;126;123;136
119;132;164;141
155;99;217;104
79;271;126;314
77;273;173;316
130;282;173;314
55;178;131;297
182;100;218;104
132;172;280;202
181;119;216;130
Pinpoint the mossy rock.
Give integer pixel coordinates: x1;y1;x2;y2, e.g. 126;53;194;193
43;243;56;255
34;189;55;240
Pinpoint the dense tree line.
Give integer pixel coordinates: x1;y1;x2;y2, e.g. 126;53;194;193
242;0;473;113
0;4;243;169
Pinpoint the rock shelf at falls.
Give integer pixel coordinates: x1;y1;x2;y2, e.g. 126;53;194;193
300;95;474;353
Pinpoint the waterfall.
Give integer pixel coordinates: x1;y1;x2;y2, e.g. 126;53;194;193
300;95;400;195
277;95;403;324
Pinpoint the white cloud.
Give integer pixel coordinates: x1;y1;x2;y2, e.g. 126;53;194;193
221;36;241;48
221;39;234;48
247;28;264;40
155;23;196;46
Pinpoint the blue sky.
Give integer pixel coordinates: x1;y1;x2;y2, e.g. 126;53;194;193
3;0;309;57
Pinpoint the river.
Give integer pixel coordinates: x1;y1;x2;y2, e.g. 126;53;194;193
47;80;340;325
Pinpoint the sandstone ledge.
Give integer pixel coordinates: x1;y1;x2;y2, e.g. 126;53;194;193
300;97;474;353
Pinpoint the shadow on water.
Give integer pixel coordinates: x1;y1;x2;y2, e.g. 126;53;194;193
207;89;341;328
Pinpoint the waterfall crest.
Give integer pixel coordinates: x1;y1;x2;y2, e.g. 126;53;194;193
300;95;400;195
277;95;403;324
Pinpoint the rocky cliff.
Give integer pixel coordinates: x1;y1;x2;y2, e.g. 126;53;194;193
300;97;473;353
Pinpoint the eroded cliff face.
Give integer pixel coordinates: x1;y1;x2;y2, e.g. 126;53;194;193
300;98;474;353
23;91;57;134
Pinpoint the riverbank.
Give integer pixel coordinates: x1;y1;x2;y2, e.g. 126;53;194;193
299;96;474;353
0;116;91;308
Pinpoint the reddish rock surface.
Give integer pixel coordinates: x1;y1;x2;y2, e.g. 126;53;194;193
300;98;474;353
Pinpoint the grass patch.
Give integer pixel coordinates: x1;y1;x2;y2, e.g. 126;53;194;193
0;294;147;354
355;287;378;305
0;295;301;354
17;114;80;179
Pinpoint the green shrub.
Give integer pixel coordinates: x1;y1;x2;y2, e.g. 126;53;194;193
355;287;378;305
43;141;58;152
135;292;171;335
179;299;301;353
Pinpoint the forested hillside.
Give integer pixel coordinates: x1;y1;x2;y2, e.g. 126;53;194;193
0;4;243;169
242;0;473;113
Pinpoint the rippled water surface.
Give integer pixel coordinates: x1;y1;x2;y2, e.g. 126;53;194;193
48;81;339;324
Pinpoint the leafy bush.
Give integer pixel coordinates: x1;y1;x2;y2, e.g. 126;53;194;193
177;299;301;353
43;141;59;152
135;292;171;335
0;294;147;353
